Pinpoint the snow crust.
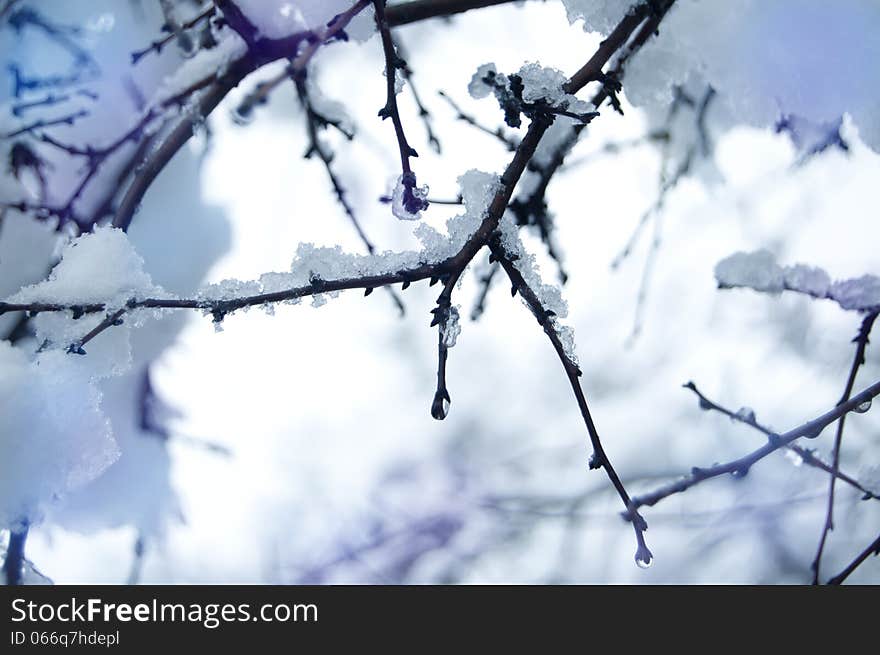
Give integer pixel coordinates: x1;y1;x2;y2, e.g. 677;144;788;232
564;0;880;152
715;250;880;311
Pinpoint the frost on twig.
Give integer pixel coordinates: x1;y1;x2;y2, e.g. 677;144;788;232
715;250;880;312
468;62;599;129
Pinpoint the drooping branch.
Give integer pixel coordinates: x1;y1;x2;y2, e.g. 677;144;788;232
811;310;878;583
489;238;653;566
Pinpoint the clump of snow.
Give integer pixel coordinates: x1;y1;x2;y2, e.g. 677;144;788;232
496;211;577;365
9;227;164;308
560;0;632;36
735;407;756;424
191;170;500;313
0;342;119;529
199;278;262;302
231;0;307;39
782;264;831;298
306;74;354;135
714;250;784;293
468;61;593;124
715;250;879;312
517;62;569;105
468;63;502;100
618;0;880;153
7;227;171;376
829;275;880;311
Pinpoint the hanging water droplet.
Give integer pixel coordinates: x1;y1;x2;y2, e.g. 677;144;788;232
431;390;451;420
854;398;872;414
635;551;653;569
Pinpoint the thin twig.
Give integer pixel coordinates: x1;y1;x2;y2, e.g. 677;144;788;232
373;0;428;216
396;37;441;153
683;381;878;501
294;75;405;315
632;378;880;512
438;90;519;151
826;531;880;585
811;311;878;583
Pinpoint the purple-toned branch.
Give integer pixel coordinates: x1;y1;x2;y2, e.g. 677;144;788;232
827;531;880;585
683;381;878;501
811;310;878;583
373;0;428;216
631;378;880;512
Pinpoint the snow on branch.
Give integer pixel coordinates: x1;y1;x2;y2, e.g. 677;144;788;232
1;1;678;570
714;250;880;312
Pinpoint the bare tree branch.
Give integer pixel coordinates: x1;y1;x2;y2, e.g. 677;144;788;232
811;310;878;583
683;381;878;501
631;378;880;512
827;531;880;585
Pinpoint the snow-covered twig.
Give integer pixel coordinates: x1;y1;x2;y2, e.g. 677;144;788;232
2;0;679;568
